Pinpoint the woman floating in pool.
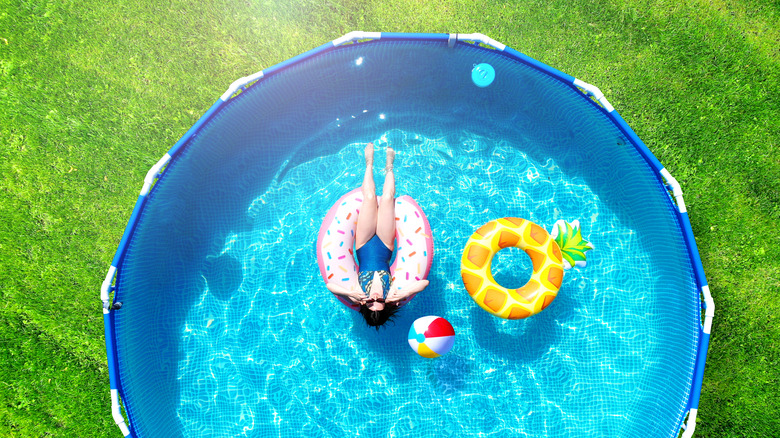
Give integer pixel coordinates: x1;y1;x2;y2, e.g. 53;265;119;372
325;143;430;328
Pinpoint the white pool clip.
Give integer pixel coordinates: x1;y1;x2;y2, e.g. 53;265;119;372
456;33;506;51
332;31;382;47
573;79;615;112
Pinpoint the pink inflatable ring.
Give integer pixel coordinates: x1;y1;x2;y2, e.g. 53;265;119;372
316;188;434;310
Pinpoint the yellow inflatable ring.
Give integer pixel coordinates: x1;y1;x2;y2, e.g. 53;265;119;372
461;218;564;319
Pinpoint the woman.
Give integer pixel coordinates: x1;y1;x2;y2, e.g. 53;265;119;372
326;143;429;328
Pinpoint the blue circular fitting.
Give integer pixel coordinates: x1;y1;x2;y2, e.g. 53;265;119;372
472;63;495;87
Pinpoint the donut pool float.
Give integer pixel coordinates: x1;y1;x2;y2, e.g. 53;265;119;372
461;218;593;319
316;188;434;310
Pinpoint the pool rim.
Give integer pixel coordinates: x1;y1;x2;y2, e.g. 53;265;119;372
100;31;714;438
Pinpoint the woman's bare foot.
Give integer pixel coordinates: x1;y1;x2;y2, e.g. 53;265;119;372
386;147;395;171
365;142;374;166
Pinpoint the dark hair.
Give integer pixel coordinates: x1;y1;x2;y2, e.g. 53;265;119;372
358;303;400;329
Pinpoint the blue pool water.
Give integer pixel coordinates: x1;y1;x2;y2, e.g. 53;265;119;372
113;40;700;437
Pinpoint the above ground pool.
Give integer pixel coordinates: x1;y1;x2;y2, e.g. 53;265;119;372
101;33;713;437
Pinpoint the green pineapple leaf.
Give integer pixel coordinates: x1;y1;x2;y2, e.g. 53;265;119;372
551;220;594;270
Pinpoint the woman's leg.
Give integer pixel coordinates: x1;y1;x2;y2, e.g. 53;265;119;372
376;148;396;250
355;143;378;250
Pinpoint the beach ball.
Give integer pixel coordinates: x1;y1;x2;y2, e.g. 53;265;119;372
408;316;455;358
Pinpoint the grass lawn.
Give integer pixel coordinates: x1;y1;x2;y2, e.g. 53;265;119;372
1;0;777;436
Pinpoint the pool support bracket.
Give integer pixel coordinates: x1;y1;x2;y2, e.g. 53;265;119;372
333;31;382;47
221;71;265;102
141;154;171;197
455;33;506;51
702;285;715;335
101;266;117;314
573;79;615;112
660;168;686;214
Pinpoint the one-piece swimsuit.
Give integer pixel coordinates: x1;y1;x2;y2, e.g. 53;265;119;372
355;234;393;298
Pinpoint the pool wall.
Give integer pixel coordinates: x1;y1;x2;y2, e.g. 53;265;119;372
101;32;713;437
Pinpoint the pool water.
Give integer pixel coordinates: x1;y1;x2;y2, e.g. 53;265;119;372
114;40;700;437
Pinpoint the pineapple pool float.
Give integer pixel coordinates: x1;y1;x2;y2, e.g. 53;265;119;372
461;218;594;319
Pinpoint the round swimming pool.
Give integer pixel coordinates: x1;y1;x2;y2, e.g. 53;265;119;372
102;33;711;438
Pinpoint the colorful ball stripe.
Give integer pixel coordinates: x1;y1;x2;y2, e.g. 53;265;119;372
408;316;455;358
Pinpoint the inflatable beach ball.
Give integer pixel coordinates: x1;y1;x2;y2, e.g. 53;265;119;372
408;316;455;358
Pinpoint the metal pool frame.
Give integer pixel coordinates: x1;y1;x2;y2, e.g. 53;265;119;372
101;32;714;437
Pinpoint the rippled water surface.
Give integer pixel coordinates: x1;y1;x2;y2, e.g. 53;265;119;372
171;129;683;437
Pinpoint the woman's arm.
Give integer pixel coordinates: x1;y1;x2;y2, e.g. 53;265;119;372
326;282;365;304
386;280;429;303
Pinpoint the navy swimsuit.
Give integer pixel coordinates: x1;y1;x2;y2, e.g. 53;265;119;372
356;235;393;298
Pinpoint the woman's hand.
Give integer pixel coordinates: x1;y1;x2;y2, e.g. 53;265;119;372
344;288;367;304
386;280;429;302
327;281;366;304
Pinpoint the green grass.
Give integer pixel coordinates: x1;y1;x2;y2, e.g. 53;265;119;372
1;0;777;436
